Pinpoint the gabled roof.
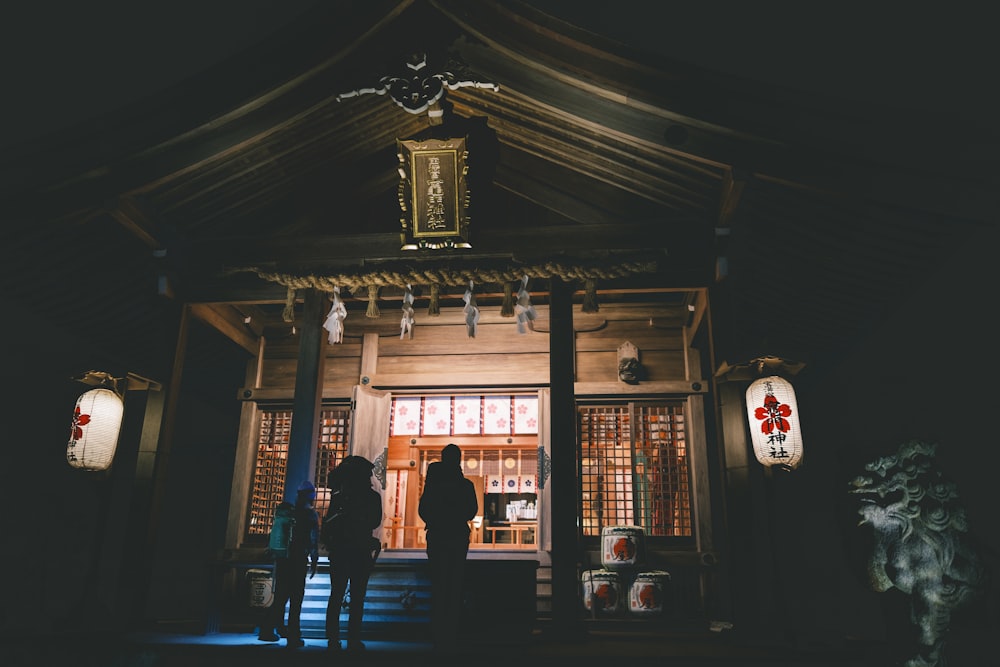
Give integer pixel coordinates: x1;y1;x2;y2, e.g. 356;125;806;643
3;0;996;381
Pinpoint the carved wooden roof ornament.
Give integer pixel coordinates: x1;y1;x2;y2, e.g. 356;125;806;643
336;51;498;124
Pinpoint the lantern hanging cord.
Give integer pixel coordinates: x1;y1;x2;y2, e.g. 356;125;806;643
500;281;514;317
282;287;296;323
366;286;381;318
581;278;599;313
427;283;441;316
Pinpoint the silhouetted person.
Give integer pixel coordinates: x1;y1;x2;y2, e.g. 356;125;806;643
274;480;319;648
322;455;383;653
258;500;294;643
418;443;478;653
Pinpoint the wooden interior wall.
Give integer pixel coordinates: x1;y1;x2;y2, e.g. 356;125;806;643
260;340;363;389
253;302;694;394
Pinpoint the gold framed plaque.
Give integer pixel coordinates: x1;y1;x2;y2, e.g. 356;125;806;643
397;137;471;250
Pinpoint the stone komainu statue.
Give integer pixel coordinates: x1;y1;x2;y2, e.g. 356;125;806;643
849;440;989;667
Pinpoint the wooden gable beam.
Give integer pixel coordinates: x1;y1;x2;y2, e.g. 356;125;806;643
106;195;166;250
189;303;260;356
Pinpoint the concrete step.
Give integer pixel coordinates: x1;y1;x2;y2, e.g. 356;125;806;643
271;558;538;640
293;565;432;639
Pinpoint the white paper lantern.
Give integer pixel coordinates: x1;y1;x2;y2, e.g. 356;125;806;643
67;387;124;471
745;375;804;470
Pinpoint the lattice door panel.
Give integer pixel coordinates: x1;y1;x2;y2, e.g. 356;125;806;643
579;402;691;537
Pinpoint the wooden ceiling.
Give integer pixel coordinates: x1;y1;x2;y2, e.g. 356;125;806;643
3;0;995;382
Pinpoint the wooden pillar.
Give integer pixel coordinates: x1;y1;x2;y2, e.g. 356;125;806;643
718;379;778;636
147;304;189;538
284;288;327;497
225;337;265;549
128;300;188;625
547;277;584;638
97;382;164;624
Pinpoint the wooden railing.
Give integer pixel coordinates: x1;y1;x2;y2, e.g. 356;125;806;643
382;518;538;550
482;522;537;548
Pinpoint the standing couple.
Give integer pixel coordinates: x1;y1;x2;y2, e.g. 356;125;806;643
258;455;382;653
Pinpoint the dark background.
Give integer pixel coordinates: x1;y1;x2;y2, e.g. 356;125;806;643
4;2;996;149
2;2;997;659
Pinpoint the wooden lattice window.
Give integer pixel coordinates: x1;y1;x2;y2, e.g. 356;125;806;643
246;406;351;538
579;402;692;538
313;407;352;516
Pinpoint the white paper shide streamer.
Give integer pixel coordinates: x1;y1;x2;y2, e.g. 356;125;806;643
323;286;348;344
515;274;536;334
463;279;481;337
400;284;415;339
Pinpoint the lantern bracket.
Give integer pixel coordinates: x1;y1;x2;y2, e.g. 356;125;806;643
124;372;163;392
72;370;121;394
715;355;806;381
71;370;163;394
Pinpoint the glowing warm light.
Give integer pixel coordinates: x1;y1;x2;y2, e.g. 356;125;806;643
745;375;804;469
67;387;124;471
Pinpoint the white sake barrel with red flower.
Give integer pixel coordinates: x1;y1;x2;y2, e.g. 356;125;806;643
601;525;646;569
581;569;622;614
629;570;670;615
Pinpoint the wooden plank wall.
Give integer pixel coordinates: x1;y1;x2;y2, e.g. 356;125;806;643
254;302;696;393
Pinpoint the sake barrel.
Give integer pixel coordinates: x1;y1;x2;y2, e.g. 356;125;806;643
629;570;670;615
581;569;622;615
247;568;274;608
601;525;645;569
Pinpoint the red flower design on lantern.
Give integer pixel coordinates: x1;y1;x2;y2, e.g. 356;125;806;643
754;393;791;434
70;405;91;441
745;374;804;469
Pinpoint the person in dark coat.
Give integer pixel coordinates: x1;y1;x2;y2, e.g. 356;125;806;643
322;455;383;653
418;443;479;653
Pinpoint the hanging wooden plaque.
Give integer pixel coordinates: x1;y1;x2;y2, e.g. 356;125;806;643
397;137;471;250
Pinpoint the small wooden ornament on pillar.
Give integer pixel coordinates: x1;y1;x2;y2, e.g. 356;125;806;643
618;341;643;384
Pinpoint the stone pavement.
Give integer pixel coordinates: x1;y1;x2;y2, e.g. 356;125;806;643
3;627;893;667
